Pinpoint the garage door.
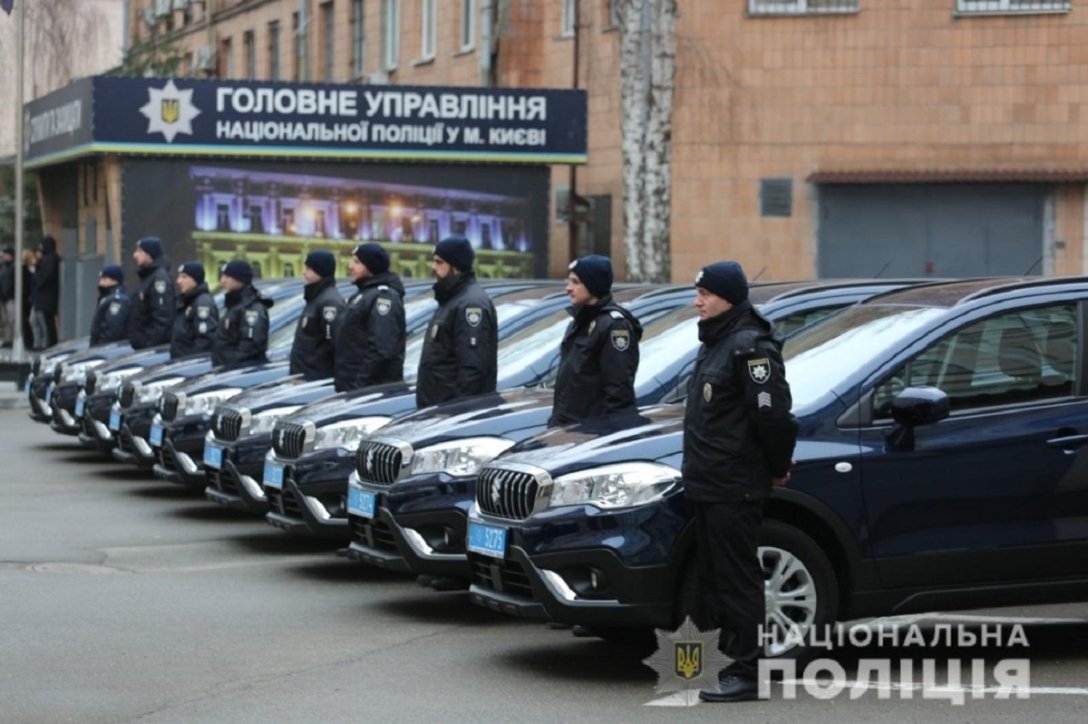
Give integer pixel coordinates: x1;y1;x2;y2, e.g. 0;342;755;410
817;184;1045;279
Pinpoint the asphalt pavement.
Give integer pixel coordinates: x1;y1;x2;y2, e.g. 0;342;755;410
2;408;1088;722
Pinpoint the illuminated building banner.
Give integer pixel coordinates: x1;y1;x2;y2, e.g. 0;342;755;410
24;76;587;168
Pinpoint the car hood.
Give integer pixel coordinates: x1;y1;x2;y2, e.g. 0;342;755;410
129;354;215;384
173;360;294;396
374;388;557;449
225;375;336;414
288;381;418;427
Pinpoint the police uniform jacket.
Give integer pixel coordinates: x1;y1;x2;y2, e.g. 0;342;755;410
211;284;272;368
416;272;497;407
289;277;344;380
89;286;132;346
128;263;176;349
170;283;218;359
334;272;407;392
682;300;798;502
549;296;643;427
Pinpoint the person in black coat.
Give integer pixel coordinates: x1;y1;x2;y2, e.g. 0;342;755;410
89;264;132;346
212;260;272;369
0;246;15;347
682;261;798;704
549;255;643;427
31;235;60;348
170;261;219;359
20;249;34;349
416;236;497;408
289;250;344;380
334;243;407;392
128;237;176;349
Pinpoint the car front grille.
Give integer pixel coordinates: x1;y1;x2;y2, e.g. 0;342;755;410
475;464;552;521
212;409;244;441
349;517;398;552
267;487;302;519
468;554;534;599
272;421;310;459
355;439;412;485
161;393;181;422
119;382;136;408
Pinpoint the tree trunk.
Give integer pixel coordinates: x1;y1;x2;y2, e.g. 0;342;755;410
617;0;677;282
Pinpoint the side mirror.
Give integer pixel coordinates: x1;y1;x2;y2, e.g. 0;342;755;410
886;386;949;451
891;386;950;427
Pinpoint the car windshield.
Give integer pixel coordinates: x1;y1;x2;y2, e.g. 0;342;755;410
268;293;307;351
783;304;947;412
632;306;700;389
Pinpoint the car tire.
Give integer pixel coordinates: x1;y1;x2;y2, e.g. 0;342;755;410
673;519;839;660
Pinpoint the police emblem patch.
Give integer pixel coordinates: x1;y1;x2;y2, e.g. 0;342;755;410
244;310;259;326
703;382;712;402
465;307;482;328
108;301;121;316
611;329;630;351
376;298;391;316
322;306;338;322
747;358;771;384
154;280;167;295
197;306;210;320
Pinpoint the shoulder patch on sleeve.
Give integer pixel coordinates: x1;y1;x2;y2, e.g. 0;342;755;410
747;358;772;384
610;328;631;351
376;297;392;316
465;306;483;328
322;306;338;322
154;279;167;295
197;306;211;319
108;301;122;316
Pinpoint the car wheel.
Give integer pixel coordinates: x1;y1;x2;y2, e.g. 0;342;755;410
673;520;839;659
759;520;839;659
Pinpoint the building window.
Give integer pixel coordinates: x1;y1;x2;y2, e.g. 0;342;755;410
293;12;302;80
748;0;860;14
322;2;335;80
268;21;281;80
221;38;233;78
383;0;400;70
560;0;575;37
420;0;436;60
956;0;1070;13
459;0;475;50
243;30;255;80
351;0;365;78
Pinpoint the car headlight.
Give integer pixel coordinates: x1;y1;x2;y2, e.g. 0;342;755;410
409;436;515;477
248;406;302;436
139;376;186;404
548;462;681;510
61;359;106;384
94;367;144;394
184;388;243;416
313;416;392;452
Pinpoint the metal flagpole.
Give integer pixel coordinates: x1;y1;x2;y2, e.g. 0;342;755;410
12;0;26;358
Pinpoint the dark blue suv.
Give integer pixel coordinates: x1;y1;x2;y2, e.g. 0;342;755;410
466;277;1088;655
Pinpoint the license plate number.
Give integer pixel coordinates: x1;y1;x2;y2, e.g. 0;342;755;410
149;423;163;447
204;443;223;469
347;488;376;518
109;410;122;431
75;397;85;417
468;522;508;559
263;461;284;489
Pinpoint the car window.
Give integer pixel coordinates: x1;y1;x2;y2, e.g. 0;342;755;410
873;303;1077;419
774;306;843;338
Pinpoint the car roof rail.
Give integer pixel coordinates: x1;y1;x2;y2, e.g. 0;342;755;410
854;277;1003;305
958;275;1088;303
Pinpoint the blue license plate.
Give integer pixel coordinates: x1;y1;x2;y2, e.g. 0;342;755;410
24;376;31;395
263;461;284;489
204;443;223;469
109;410;122;431
468;522;508;559
45;385;53;405
75;397;85;417
347;488;376;518
149;424;163;447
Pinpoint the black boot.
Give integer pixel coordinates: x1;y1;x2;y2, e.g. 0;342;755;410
698;675;760;703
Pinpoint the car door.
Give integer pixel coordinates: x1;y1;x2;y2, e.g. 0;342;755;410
857;299;1088;589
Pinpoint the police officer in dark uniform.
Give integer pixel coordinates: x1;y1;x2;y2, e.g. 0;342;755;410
549;255;642;427
211;260;272;369
289;250;344;380
683;261;798;704
89;264;131;346
170;261;218;360
334;242;407;392
416;236;497;407
128;236;175;349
